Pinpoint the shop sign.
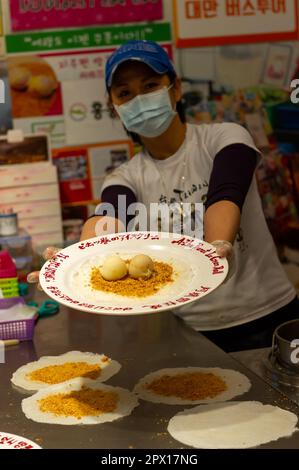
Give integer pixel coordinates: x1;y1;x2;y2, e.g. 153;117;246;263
173;0;299;47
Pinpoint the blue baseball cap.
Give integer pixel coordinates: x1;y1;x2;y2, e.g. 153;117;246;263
105;40;176;89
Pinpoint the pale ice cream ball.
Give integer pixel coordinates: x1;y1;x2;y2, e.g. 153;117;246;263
128;254;154;280
100;254;128;281
28;75;57;97
9;66;32;90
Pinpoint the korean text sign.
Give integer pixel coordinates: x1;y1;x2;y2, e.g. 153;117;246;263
173;0;299;47
10;0;163;32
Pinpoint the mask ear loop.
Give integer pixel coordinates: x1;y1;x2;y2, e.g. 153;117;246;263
165;83;177;113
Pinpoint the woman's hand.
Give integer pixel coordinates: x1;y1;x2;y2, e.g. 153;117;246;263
211;240;235;281
27;246;61;291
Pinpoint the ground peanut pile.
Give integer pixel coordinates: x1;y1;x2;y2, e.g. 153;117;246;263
27;362;102;384
38;387;119;419
146;372;227;400
90;261;173;297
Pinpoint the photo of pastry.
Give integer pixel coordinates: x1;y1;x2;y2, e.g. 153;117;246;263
8;56;62;118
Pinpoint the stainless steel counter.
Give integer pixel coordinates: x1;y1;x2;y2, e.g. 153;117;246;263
231;348;299;407
1;293;299;449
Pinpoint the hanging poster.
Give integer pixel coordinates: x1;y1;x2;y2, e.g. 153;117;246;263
9;1;163;32
7;54;65;146
6;23;172;147
173;0;299;47
8;55;63;119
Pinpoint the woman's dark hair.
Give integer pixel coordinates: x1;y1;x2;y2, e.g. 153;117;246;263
107;72;186;146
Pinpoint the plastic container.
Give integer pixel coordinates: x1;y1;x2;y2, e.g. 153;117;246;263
0;277;19;298
0;317;36;340
0;229;32;258
0;212;18;236
0;297;37;340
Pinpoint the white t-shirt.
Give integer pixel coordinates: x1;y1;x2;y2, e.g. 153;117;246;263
101;123;295;330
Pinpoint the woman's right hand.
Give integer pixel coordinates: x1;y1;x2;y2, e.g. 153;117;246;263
27;246;61;291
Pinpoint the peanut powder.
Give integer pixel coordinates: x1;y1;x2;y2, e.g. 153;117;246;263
38;387;119;419
90;261;173;297
146;372;227;401
27;362;102;384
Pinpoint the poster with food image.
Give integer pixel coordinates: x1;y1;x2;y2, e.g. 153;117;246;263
6;21;172;148
6;25;172;148
8;56;63;118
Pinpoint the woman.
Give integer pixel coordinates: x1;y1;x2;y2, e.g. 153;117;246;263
29;40;298;352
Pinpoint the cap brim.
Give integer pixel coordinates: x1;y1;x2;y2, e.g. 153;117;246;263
107;56;169;88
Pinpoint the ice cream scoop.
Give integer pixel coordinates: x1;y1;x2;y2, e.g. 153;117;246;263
100;255;128;281
128;254;154;280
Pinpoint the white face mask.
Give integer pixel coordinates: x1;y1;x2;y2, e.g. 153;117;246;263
114;85;177;138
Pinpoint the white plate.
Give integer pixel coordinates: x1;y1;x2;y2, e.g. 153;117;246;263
39;231;228;316
0;431;41;449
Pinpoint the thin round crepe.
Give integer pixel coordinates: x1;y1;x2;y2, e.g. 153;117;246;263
22;378;139;425
133;367;251;405
11;351;121;391
168;401;298;448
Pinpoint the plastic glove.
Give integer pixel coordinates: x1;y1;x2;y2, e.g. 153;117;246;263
210;240;235;282
27;246;61;291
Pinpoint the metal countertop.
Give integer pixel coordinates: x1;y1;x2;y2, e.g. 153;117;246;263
1;294;299;449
